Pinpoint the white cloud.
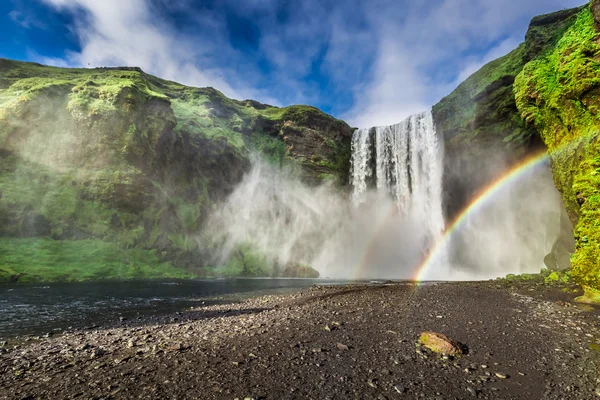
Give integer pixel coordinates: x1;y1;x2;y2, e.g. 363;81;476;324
39;0;586;127
40;0;277;104
342;0;585;128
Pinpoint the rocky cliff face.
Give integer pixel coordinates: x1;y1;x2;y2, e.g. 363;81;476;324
433;2;600;301
0;59;351;281
514;3;600;302
432;6;584;221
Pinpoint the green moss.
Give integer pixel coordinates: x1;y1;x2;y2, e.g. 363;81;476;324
514;6;600;298
545;270;571;284
501;268;571;285
247;132;287;166
0;238;194;282
218;243;270;277
0;58;352;282
588;343;600;352
576;286;600;304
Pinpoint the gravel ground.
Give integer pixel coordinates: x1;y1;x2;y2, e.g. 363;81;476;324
1;281;599;399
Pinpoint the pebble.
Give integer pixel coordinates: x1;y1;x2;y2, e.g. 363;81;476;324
394;385;407;393
336;343;349;351
91;348;105;358
495;372;508;379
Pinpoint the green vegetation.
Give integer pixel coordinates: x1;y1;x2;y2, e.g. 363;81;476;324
514;5;600;301
500;268;572;285
0;238;194;282
433;6;582;147
216;243;271;277
0;58;351;282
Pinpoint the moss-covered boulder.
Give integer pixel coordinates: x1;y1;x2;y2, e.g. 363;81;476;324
514;3;600;302
0;59;352;281
280;262;320;279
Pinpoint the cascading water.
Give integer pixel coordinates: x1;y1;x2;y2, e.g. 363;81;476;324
351;111;445;250
212;109;563;281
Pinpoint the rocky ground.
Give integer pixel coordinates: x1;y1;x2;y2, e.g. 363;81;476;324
1;281;599;400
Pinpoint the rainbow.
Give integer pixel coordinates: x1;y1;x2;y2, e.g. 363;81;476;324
414;150;550;282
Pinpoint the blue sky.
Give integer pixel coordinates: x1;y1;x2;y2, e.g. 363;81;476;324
1;0;585;127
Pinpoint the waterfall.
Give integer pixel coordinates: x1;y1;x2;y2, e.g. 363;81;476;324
351;110;445;247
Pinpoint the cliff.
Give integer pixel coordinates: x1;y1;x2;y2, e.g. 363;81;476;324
514;3;600;302
433;2;600;301
0;59;352;281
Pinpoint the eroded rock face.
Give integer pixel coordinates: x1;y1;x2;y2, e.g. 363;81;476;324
591;0;600;29
544;209;576;272
432;7;581;222
514;4;600;300
0;59;351;280
277;106;353;186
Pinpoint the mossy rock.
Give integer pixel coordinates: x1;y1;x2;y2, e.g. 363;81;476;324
280;263;320;279
576;286;600;304
418;332;463;356
514;5;600;300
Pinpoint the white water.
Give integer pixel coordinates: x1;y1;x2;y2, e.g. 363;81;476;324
208;158;429;279
210;109;565;280
351;111;445;252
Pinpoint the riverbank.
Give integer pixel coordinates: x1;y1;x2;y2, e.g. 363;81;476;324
1;281;599;399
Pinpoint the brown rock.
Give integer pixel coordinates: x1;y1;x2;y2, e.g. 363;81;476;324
336;343;349;351
592;0;600;30
418;332;463;356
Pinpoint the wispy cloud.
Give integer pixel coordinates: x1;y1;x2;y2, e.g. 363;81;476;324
37;0;585;127
40;0;279;104
8;9;46;29
342;0;585;128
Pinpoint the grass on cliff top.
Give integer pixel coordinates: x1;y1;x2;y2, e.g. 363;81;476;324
0;238;195;283
1;58;348;154
0;59;167;117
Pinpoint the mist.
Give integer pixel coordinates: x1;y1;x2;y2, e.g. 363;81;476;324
437;159;565;281
207;159;432;279
208;147;566;281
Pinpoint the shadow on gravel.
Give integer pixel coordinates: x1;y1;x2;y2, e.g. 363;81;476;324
91;304;272;333
280;284;403;308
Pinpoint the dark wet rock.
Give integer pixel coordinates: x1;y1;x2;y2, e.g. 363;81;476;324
91;348;105;358
76;343;91;351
